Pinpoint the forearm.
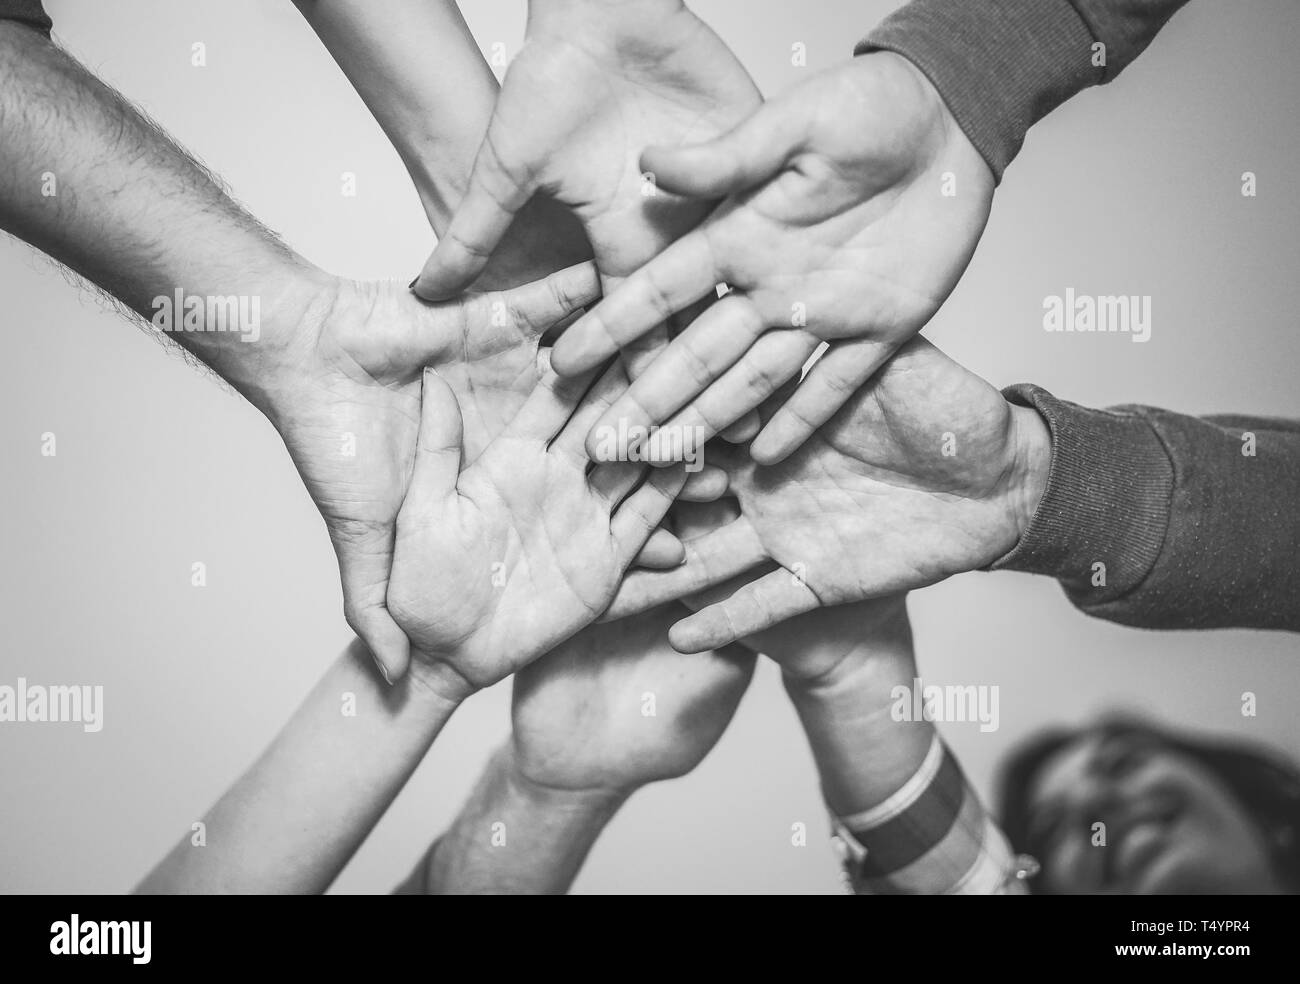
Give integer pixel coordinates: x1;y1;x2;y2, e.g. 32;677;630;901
0;24;325;407
993;385;1300;632
291;0;495;230
136;639;458;894
858;0;1190;180
780;608;1021;894
416;743;624;894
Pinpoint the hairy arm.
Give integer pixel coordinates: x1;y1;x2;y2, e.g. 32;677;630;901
0;22;325;410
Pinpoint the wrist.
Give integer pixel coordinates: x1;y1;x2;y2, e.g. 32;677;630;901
505;745;632;819
1007;402;1052;544
778;600;912;708
426;743;625;894
206;264;339;421
783;648;935;821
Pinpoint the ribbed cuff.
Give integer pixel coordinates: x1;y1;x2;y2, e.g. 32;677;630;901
990;384;1174;602
0;0;52;37
856;0;1102;181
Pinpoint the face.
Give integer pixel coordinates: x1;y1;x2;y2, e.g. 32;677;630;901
1024;728;1284;894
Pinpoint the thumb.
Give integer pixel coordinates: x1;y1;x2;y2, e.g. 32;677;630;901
408;368;465;499
413;129;535;301
641;99;806;199
331;521;411;685
500;261;602;339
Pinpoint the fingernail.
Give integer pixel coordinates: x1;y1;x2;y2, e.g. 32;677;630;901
408;277;419;290
373;653;392;685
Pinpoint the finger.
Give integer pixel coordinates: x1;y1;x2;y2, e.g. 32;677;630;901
721;409;760;443
668;568;821;653
507;356;600;444
550;232;719;377
413;132;535;300
657;329;821;451
750;337;895;464
671;497;741;540
501;261;602;338
611;465;689;569
640;97;808;199
407;368;465;499
679;464;728;502
602;517;767;621
618;322;671;383
633;526;686;569
553;360;628;463
589;459;645;506
583;294;767;459
332;522;411;685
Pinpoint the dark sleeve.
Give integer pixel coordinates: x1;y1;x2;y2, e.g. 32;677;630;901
0;0;51;36
989;384;1300;633
855;0;1190;182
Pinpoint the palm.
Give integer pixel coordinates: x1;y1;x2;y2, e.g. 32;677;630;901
387;362;687;699
499;28;756;278
391;435;628;688
694;61;989;348
273;269;598;681
416;0;760;297
733;338;1021;598
604;339;1038;650
552;52;995;463
511;605;754;793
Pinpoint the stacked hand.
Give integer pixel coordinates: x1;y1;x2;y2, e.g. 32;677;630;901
387;358;688;702
607;339;1049;651
545;51;994;463
268;264;602;683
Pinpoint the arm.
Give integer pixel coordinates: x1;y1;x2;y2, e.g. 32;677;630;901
860;0;1192;181
991;386;1300;632
138;361;691;894
0;21;325;411
290;0;590;289
0;20;606;681
400;744;624;895
136;639;458;894
670;501;1023;894
541;1;1191;464
609;335;1299;647
776;599;1025;895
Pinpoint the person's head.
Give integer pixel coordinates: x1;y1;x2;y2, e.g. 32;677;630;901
998;715;1300;894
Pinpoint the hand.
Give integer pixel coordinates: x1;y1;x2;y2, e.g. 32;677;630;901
412;0;761;304
269;264;603;683
511;604;754;796
606;338;1050;651
672;499;907;684
551;51;996;464
386;360;689;702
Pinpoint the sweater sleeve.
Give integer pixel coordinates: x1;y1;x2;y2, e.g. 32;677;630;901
0;0;51;36
855;0;1190;181
990;384;1300;633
